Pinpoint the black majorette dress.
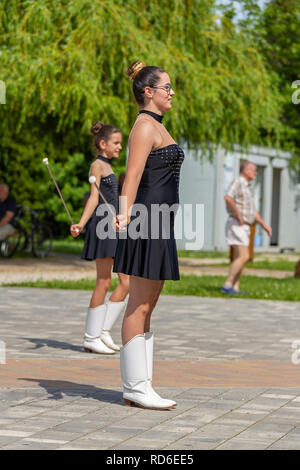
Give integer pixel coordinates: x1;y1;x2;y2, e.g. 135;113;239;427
81;155;119;260
113;130;185;280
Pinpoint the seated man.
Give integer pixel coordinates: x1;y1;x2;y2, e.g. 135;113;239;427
0;184;17;240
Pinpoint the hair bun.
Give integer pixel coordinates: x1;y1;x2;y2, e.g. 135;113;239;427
91;122;103;135
127;61;146;81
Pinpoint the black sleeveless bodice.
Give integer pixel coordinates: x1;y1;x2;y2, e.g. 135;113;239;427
81;156;119;260
113;143;185;280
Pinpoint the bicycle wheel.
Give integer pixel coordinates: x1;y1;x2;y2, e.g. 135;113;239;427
32;223;53;258
0;227;26;258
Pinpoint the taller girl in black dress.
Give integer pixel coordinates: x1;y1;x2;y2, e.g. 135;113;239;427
71;123;129;355
114;62;184;410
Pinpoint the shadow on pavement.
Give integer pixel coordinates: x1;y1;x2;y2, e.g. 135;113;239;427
18;378;123;405
21;338;84;353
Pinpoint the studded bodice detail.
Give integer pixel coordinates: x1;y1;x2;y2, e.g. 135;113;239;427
135;144;184;206
97;173;119;210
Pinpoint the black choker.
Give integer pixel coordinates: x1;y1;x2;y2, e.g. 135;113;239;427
97;155;112;164
139;110;163;123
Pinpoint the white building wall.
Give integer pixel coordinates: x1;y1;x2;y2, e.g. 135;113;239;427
176;144;300;252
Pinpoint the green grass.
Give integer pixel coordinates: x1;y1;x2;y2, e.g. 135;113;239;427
199;260;297;271
246;260;296;271
51;237;84;255
177;250;228;259
3;274;300;301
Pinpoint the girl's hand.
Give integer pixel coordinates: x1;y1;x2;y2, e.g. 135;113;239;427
70;224;83;237
113;214;130;232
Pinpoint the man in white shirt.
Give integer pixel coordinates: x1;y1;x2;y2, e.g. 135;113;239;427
221;160;272;295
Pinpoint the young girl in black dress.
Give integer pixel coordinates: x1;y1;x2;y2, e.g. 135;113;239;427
71;122;129;355
114;62;184;409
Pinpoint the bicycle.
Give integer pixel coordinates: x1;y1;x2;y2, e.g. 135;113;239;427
0;205;53;259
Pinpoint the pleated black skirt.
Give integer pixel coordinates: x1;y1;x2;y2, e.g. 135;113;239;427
81;215;117;260
113;209;180;280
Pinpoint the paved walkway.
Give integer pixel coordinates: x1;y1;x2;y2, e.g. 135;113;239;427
1;286;300;449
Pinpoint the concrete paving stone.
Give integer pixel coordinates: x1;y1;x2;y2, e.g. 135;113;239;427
50;421;104;434
195;400;241;412
111;443;161;450
215;438;272;450
23;437;68;444
234;428;288;441
285;401;300;408
265;408;300;420
1;423;47;433
268;440;300;450
231;408;269;421
246;421;294;434
261;393;297;400
153;424;198;434
2;287;300;449
287;426;300;434
81;427;147;441
189;423;247;440
24;430;83;442
0;419;18;426
0;430;33;437
164;437;224;450
0;435;26;447
132;429;190;442
1;440;63;450
239;402;280;412
0;406;50;418
19;416;72;429
57;438;125;450
277;405;300;412
184;407;230;422
219;389;266;402
211;415;257;427
111;437;170;449
36;409;91;419
174;388;226;400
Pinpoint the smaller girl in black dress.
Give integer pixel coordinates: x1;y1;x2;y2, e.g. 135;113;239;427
70;122;129;355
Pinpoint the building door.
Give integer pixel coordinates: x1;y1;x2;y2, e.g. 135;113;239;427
271;168;281;246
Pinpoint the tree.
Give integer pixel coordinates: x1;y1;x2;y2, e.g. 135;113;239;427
233;0;300;163
0;0;283;233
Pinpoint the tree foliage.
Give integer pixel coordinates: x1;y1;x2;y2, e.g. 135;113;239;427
0;0;283;232
232;0;300;168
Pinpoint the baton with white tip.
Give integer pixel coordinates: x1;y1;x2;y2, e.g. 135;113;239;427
43;157;79;232
89;175;116;218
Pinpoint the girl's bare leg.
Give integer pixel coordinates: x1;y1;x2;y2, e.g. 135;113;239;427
89;258;113;307
109;273;130;302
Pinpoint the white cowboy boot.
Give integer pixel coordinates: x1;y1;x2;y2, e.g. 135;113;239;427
120;334;175;410
145;331;177;408
100;301;125;351
83;304;115;355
